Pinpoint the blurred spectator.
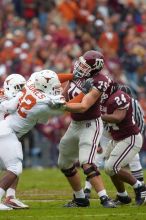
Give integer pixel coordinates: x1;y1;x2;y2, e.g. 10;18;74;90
57;0;78;30
120;45;143;90
22;0;37;20
12;0;23;17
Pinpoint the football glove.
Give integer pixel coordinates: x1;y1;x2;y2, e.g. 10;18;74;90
81;78;94;94
72;70;81;80
48;95;66;109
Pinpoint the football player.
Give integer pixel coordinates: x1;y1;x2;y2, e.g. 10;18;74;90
84;85;145;201
0;74;29;209
101;87;146;205
56;68;146;206
56;50;116;208
0;70;65;210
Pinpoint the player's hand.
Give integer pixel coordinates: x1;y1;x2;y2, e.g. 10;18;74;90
50;102;64;109
49;95;66;109
49;100;65;109
81;78;94;94
72;70;80;80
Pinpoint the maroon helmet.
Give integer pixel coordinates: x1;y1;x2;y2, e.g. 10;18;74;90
118;84;133;96
73;50;104;78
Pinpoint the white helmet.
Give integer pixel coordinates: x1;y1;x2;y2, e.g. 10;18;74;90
34;70;62;96
4;74;26;99
27;71;40;86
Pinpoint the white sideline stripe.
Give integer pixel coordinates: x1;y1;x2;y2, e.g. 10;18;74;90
0;213;146;218
23;199;99;202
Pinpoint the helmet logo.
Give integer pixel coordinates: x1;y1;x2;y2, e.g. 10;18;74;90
5;78;12;85
95;58;104;69
43;77;52;83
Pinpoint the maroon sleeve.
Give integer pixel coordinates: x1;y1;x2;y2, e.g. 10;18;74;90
93;73;112;93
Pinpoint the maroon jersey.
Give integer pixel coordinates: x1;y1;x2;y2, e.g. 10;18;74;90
100;78;114;105
68;73;112;121
105;90;139;140
99;78;117;115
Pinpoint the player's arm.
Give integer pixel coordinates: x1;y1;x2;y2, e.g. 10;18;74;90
58;73;73;83
101;108;127;123
58;70;89;83
62;81;70;101
64;89;101;113
0;99;18;113
64;78;94;104
48;78;97;111
0;92;21;113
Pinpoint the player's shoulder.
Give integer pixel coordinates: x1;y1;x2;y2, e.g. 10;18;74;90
92;73;112;92
107;90;130;110
111;90;130;100
93;72;112;82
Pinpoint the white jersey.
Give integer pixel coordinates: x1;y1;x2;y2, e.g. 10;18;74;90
0;110;4;121
0;99;5;121
3;84;63;138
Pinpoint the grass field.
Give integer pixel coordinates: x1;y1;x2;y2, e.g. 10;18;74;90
0;168;146;220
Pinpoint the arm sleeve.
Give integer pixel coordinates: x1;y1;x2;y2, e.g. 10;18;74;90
58;73;73;83
93;74;110;93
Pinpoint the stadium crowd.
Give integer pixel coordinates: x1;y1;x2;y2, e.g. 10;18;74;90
0;0;146;167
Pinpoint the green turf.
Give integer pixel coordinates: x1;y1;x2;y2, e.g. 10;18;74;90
0;168;146;220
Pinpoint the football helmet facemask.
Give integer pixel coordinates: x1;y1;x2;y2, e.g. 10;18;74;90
73;50;104;78
4;74;26;99
34;70;62;96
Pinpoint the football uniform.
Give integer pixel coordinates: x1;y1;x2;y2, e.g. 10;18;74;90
103;90;143;176
95;80;115;167
58;73;112;169
105;90;139;140
5;85;61;138
0;88;7;120
0;84;63;174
